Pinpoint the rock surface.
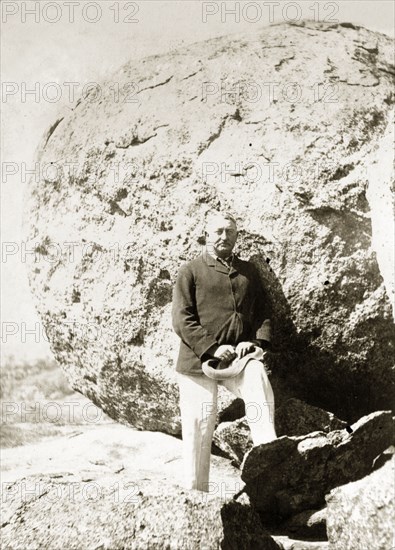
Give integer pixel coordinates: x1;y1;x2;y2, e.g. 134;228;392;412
1;476;282;550
326;454;394;550
213;418;254;466
275;398;347;437
273;540;328;550
0;423;238;488
241;410;393;517
1;424;281;550
23;21;395;433
213;398;346;466
279;508;327;540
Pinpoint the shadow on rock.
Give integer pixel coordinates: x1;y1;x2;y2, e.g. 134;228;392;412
240;410;393;521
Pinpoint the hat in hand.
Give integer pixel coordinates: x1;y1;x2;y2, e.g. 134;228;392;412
202;345;265;380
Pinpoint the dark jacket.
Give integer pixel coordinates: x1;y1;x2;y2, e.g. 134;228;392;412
172;251;272;375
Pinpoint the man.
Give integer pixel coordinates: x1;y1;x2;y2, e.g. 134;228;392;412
172;211;277;492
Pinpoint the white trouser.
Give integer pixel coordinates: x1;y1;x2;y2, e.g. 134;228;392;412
177;359;276;492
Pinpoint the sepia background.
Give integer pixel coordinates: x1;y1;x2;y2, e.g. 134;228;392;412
1;2;394;548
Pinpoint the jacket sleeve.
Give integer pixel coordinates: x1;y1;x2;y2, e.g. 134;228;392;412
172;264;219;359
251;268;272;349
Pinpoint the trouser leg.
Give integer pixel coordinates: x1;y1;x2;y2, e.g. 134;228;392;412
177;372;218;492
220;359;277;445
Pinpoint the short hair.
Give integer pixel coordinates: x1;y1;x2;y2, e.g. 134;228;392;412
205;210;237;231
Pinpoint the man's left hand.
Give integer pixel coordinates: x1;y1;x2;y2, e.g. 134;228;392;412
235;342;255;358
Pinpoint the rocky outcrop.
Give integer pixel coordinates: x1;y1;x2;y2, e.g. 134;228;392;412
241;411;393;517
213;398;347;466
326;454;394;550
0;424;281;550
1;414;392;549
23;21;395;434
1;476;283;550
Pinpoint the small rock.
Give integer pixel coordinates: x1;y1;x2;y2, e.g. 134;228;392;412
213;418;253;466
272;536;329;550
279;507;327;539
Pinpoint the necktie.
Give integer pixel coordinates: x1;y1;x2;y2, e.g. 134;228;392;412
217;255;232;269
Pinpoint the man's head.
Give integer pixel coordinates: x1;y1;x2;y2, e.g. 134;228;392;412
205;211;238;259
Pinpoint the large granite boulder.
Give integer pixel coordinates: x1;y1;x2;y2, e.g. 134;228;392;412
23;21;395;433
326;454;394;550
241;410;393;517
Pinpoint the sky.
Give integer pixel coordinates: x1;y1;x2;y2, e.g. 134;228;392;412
1;0;394;363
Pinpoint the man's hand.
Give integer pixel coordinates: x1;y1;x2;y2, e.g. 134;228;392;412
235;341;255;358
214;345;237;368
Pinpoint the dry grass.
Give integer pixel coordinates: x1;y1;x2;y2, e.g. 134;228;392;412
1;357;108;448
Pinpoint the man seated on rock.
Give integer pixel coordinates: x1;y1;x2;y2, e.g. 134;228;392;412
172;210;277;492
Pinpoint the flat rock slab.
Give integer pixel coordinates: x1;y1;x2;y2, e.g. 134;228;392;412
1;423;239;490
1;473;282;550
2;424;274;549
241;411;393;517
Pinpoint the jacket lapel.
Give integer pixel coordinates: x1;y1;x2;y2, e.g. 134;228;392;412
229;258;239;276
203;251;239;275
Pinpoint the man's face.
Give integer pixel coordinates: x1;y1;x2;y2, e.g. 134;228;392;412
205;216;238;258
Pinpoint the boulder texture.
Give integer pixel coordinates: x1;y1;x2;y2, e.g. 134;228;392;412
23;21;395;433
1;476;282;550
326;454;394;550
1;424;282;550
241;410;393;517
214;417;254;466
275;398;347;436
279;507;327;540
213;398;347;466
273;540;328;550
1;422;335;550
